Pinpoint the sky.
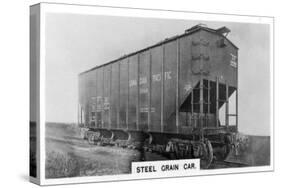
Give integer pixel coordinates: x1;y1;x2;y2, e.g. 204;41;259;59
45;13;270;135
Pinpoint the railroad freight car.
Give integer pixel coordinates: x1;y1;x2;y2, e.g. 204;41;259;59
78;24;238;168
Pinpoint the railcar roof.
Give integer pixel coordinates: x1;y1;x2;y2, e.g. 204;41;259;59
79;25;238;75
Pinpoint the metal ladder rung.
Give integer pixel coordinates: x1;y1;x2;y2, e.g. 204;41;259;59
227;114;237;116
192;86;211;90
191;102;211;105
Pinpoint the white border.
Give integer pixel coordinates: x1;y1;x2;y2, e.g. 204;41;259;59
39;3;46;184
38;3;274;185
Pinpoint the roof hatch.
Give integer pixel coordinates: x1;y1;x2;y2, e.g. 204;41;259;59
216;26;231;37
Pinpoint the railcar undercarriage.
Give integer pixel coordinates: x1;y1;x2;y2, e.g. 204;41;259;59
82;126;241;169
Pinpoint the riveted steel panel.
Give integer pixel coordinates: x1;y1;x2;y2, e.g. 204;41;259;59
178;35;194;129
96;68;104;128
163;41;177;133
102;65;111;129
128;55;138;130
199;30;237;87
139;51;150;131
80;70;98;128
110;62;119;129
150;46;163;132
119;59;129;129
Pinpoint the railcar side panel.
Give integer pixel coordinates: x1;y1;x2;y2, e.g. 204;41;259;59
103;65;111;129
119;59;129;129
178;35;193;130
110;62;119;129
163;41;177;133
150;46;163;132
139;51;150;131
128;55;138;130
96;68;103;128
90;70;97;128
81;70;97;128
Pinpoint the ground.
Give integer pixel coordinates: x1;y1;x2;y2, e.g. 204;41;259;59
45;123;270;179
46;123;142;178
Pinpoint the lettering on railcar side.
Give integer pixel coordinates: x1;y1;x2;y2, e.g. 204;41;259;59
129;71;173;87
230;53;237;68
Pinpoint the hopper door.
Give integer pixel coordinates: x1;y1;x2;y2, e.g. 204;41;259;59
179;79;237;129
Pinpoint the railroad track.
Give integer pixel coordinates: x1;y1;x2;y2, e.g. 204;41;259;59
209;160;248;169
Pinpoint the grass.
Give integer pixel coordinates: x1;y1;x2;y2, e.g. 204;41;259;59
45;148;135;178
45;123;141;178
45;151;80;178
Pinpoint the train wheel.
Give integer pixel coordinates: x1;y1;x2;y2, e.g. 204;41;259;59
200;139;213;169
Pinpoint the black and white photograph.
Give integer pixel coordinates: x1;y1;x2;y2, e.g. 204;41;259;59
29;2;274;185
